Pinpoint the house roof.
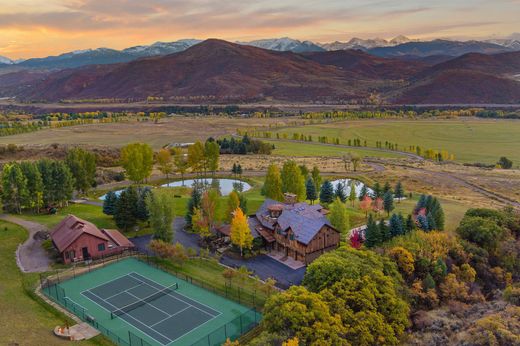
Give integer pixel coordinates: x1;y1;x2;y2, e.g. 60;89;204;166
51;215;109;252
102;229;134;248
254;199;336;245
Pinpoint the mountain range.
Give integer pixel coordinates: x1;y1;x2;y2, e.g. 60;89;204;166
1;39;519;104
1;36;519;71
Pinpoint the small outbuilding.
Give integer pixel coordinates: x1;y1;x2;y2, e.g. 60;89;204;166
50;215;134;264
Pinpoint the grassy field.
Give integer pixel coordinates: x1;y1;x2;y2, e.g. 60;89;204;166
0;221;111;345
19;203;116;229
272;118;520;164
268;140;406;158
0;116;292;149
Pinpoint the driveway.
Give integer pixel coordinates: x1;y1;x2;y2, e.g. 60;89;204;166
0;214;51;272
220;254;306;289
130;217;201;253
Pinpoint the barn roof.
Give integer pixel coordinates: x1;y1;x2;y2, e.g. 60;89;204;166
51;215;109;252
102;229;134;248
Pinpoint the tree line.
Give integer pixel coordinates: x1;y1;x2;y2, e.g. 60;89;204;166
1;148;96;213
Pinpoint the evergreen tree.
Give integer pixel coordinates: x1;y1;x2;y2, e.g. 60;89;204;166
416;214;429;231
405;214;415;233
379;218;391;242
114;187;138;231
426;212;437;231
423;274;436;290
394;181;404;202
372;182;382;198
348;181;357;207
383;191;394;216
281;161;306;201
334;181;347;203
319;180;335;205
364;214;381;248
305;177;317;204
389;213;404;238
239;193;248;214
136;187;151;221
263;164;283;201
185;187;202;229
430;198;445;231
358;184;368;201
415;194;427;212
383;181;392;194
102;191;118;215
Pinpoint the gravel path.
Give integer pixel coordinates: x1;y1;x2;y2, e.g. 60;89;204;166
0;214;51;272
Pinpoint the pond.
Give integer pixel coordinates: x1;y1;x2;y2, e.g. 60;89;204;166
161;178;251;196
330;178;373;197
99;178;251;200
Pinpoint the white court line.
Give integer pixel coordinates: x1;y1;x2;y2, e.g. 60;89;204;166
128;272;222;318
80;272;140;296
150;306;191;328
104;282;147;301
82;289;173;345
124;289;175;318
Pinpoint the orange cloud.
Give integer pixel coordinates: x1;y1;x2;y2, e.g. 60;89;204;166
0;0;518;59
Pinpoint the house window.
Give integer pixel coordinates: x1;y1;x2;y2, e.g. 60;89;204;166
98;243;106;251
289;234;295;240
66;250;75;259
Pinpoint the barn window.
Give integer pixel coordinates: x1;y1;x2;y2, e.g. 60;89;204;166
98;243;106;251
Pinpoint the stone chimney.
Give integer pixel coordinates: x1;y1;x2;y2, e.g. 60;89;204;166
283;193;297;205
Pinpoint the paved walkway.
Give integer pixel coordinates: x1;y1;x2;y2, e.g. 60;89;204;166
0;214;51;272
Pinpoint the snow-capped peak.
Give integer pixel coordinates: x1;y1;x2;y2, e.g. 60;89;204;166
239;37;325;52
0;55;14;64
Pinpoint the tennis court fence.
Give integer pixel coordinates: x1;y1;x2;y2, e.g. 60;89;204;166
39;249;263;346
42;282;152;346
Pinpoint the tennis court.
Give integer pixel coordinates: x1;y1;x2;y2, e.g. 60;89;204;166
42;258;260;346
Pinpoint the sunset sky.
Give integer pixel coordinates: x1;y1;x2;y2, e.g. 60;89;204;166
0;0;518;59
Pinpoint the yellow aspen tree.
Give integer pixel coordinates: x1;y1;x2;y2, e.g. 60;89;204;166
230;208;253;257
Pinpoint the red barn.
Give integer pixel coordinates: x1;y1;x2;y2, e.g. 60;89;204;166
51;215;134;264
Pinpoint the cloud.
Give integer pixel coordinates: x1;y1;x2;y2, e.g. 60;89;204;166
0;0;518;58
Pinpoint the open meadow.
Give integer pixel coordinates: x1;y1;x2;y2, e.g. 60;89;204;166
0;116;291;149
271;118;520;164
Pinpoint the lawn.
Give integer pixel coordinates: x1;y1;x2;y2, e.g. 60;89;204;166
0;221;111;346
19;203;116;229
272;118;520;164
267;140;406;158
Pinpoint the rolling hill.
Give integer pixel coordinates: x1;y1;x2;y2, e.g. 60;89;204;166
16;40;367;102
3;40;520;104
394;51;520;104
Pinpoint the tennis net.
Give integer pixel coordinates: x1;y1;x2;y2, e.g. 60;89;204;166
110;282;179;319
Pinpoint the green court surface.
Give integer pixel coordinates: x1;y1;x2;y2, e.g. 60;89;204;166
43;258;260;346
